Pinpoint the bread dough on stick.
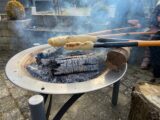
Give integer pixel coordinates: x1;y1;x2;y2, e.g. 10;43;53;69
64;41;94;50
48;31;131;68
48;35;97;47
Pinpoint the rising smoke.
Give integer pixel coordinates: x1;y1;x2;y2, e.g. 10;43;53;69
13;0;158;49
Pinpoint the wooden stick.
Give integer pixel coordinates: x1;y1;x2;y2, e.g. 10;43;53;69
64;40;160;50
48;35;154;47
87;27;140;68
87;27;137;36
138;40;160;46
98;31;157;38
88;28;132;68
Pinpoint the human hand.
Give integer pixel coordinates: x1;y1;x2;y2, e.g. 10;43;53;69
149;27;159;33
128;20;141;28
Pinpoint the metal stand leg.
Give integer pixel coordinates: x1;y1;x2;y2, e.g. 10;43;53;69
52;93;84;120
112;80;120;106
40;94;49;104
40;94;52;119
28;95;46;120
46;95;53;119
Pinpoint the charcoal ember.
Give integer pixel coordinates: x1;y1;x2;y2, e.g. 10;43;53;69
27;64;51;82
27;47;108;83
54;64;98;75
52;54;100;75
27;63;100;83
36;47;63;64
36;47;56;59
63;50;97;56
51;71;100;83
55;53;99;64
40;59;50;66
38;51;105;75
40;59;60;70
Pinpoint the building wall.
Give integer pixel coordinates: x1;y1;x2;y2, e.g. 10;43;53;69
0;0;8;13
0;21;15;51
0;19;31;53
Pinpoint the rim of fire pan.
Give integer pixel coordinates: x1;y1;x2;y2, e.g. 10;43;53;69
5;44;127;94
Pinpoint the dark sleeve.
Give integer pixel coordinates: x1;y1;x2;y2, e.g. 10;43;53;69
150;5;160;28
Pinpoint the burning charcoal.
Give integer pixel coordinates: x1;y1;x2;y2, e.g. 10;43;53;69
27;64;51;82
27;48;108;83
55;54;99;64
36;48;63;65
27;64;42;77
51;54;102;75
40;59;51;66
36;47;56;59
63;50;90;56
54;64;98;75
52;71;100;83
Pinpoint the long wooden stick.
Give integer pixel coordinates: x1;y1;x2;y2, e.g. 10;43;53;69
95;41;160;47
64;40;160;50
98;31;157;38
48;33;157;47
48;27;159;47
87;27;137;36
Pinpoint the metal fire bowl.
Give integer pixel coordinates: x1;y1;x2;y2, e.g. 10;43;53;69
5;44;127;94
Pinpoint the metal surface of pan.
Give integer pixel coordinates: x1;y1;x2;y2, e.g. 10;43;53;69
5;44;127;94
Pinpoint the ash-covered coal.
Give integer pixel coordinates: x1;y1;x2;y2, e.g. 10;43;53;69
27;47;107;83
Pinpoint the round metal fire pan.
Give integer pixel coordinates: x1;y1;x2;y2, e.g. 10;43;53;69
5;44;127;94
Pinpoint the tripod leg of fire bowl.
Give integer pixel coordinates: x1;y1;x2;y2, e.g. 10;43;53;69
28;95;47;120
46;95;53;119
40;94;49;104
40;94;52;119
112;80;120;106
52;93;84;120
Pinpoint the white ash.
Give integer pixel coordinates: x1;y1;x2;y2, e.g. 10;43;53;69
27;47;108;83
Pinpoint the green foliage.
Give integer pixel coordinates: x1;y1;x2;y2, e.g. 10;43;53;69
5;0;25;20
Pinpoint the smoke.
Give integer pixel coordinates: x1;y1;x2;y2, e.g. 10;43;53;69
12;0;158;50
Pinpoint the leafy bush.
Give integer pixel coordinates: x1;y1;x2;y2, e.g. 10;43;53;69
5;0;25;20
